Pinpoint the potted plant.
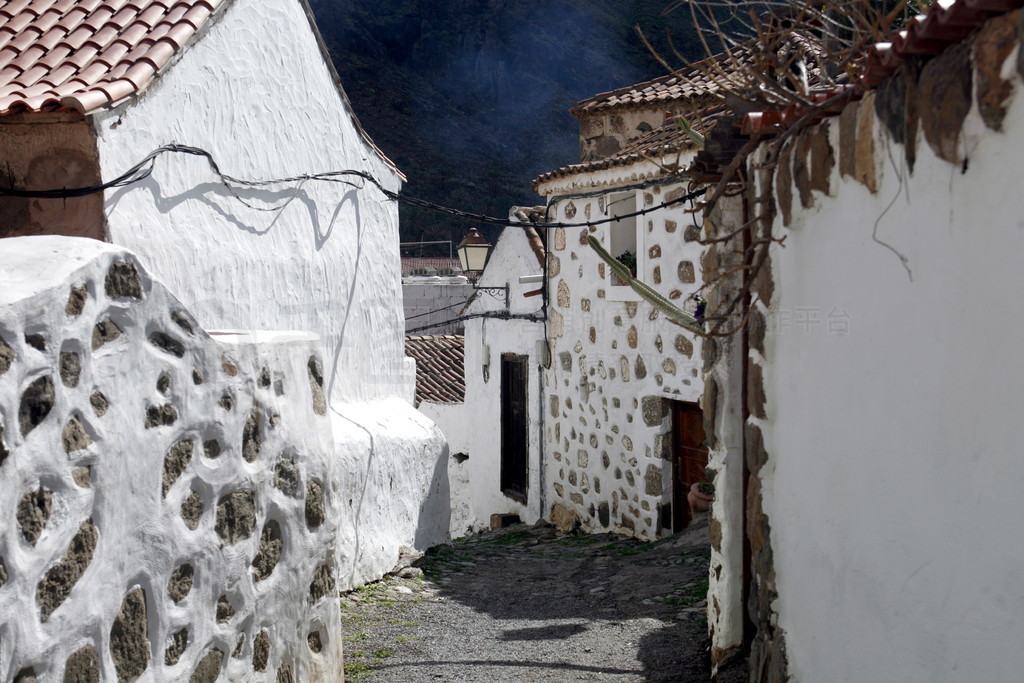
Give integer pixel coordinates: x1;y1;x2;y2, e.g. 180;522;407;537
612;250;637;285
688;479;715;514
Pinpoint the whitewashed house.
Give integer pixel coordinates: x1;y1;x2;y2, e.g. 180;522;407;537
0;0;448;596
531;68;722;538
696;3;1024;680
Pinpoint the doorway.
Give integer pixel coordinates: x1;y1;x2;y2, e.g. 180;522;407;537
670;400;709;530
500;354;529;503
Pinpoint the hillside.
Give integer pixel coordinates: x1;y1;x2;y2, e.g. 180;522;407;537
307;0;709;249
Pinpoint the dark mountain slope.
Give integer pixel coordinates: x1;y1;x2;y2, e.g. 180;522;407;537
308;0;707;248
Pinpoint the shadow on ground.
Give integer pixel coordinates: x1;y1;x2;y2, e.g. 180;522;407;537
340;517;743;682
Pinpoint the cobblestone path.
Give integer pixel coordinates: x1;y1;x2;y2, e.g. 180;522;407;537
341;517;722;682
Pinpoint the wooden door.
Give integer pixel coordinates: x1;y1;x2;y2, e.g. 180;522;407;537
500;354;529;503
671;401;709;530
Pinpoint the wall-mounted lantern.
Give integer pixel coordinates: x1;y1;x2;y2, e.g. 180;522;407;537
456;227;493;275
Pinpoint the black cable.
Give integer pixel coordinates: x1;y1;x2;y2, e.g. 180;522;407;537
0;144;708;230
405;310;545;335
403;298;468;321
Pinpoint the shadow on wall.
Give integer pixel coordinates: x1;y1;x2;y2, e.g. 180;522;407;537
415;439;452;549
105;170;363;250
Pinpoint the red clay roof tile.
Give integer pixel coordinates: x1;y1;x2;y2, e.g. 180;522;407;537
405;335;466;405
0;0;225;114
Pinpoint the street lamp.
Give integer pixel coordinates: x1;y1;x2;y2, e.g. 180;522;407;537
456;227;492;275
457;228;508;309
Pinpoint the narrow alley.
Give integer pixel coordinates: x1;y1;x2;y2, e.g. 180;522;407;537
341;519;740;682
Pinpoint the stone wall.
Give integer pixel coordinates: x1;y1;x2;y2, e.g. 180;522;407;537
0;237;341;680
543;184;704;538
576;102;716;162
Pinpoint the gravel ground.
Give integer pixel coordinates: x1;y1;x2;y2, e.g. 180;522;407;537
341;516;742;682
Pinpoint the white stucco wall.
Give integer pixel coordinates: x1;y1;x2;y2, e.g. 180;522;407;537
91;0;447;586
416;401;472;538
757;61;1024;681
537;169;705;538
460;228;547;533
0;237;341;680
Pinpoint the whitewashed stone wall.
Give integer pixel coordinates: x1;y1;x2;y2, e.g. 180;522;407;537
541;182;703;538
706;13;1024;680
0;237;341;681
90;0;447;586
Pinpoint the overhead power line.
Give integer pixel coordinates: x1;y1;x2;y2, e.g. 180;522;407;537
0;144;708;230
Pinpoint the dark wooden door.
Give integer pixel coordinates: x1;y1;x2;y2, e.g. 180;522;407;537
671;401;709;530
500;354;529;503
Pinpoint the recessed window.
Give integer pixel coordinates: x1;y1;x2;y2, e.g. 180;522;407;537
605;191;642;300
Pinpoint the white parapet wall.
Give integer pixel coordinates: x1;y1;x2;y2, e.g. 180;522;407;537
0;237;341;680
745;19;1024;681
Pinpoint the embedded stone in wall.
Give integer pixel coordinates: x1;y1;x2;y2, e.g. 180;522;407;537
274;458;300;497
90;392;109;417
64;644;100;683
162;440;194;497
548;254;560;278
684;225;700;242
0;339;13;378
66;285;87;316
190;649;224;682
60;351;81;387
216;595;235;622
91;317;122;350
665;219;677;233
309;562;335;603
625;470;635;487
635;356;647;380
305;480;325;529
308;356;326;416
109;587;149;682
168;563;194;603
157;371;171;393
218;393;234;411
644;465;663;496
181;491;204;530
171;311;195;335
556;280;570;308
19;375;54;436
62;417;92;453
165;629;188;666
14;667;36;682
37;519;98;621
253;630;271;671
73;467;90;487
554;228;566;251
627;326;638;349
242;410;261;462
553;482;564;497
652;266;661;284
215;491;257;545
0;556;7;587
308;631;323;653
748;360;767;420
577;451;589;468
145;404;177;428
105;260;142;299
25;333;46;350
641;397;667;427
662;358;676;375
578;229;589;246
203;439;221;458
570;492;584;505
277;664;295;683
18;486;52;544
776;139;794;226
558;352;572;372
622;435;633;452
252;520;283;581
192;370;203;385
564;201;577;218
649;244;661;259
677;261;695;284
149;331;185;358
598;502;610;527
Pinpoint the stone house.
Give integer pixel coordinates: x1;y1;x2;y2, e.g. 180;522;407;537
0;0;451;677
694;2;1024;680
531;65;727;539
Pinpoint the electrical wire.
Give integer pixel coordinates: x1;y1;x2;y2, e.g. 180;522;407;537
405;310;545;335
0;144;708;230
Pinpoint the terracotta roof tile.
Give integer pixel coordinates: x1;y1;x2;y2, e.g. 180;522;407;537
533;108;724;188
0;0;224;115
405;335;466;405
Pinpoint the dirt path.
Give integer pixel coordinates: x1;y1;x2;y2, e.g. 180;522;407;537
341;518;719;682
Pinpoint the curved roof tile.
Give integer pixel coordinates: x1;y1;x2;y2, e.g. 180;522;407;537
0;0;224;115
